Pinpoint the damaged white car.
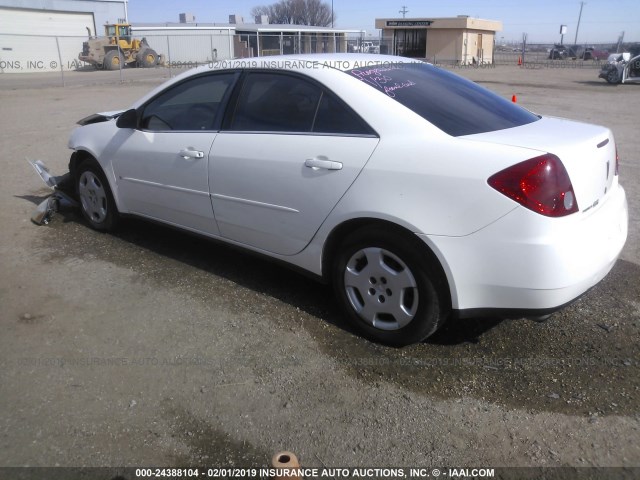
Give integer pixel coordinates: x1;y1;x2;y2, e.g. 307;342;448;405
599;52;640;84
46;54;628;346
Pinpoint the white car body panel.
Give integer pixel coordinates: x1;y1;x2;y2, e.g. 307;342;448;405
622;54;640;84
69;120;124;211
427;179;627;310
324;133;536;237
111;130;219;235
66;53;628;317
464;116;616;214
209;133;379;255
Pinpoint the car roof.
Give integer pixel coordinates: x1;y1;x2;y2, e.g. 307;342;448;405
132;53;424;109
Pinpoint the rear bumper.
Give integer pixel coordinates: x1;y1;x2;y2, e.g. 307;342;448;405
422;183;628;314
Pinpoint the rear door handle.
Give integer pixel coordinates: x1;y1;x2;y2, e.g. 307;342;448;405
304;158;343;170
179;148;204;159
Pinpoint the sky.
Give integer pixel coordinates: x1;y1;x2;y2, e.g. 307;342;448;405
126;0;640;43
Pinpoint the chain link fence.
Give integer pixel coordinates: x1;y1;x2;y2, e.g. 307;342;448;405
1;32;636;87
0;31;374;86
493;43;623;68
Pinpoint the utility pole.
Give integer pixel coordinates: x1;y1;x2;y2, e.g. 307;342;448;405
399;6;409;18
574;1;585;45
616;31;624;53
331;0;334;28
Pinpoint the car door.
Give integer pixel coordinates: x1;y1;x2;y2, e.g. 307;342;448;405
209;71;379;256
623;55;640;83
111;72;238;235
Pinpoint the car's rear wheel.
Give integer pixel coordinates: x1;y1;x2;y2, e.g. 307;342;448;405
76;158;119;231
333;227;449;346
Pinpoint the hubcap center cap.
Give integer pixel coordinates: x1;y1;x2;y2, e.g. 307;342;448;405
368;276;392;303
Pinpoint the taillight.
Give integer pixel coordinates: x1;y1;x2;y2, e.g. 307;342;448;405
488;154;578;217
615;147;619;175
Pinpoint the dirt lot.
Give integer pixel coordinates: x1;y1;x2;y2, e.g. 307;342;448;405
0;65;638;473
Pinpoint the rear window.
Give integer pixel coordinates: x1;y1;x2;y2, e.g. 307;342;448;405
348;63;539;136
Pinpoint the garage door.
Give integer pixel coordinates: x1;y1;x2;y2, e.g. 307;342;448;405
0;8;95;73
0;8;95;36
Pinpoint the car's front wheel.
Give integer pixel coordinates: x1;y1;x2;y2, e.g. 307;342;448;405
333;227;449;346
606;69;620;84
76;158;119;231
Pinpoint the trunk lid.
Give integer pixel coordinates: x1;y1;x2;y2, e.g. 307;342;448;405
464;116;616;215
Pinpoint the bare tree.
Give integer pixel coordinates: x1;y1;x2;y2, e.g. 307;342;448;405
251;1;295;24
251;0;335;27
299;0;334;26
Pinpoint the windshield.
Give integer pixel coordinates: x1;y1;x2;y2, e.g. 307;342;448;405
347;62;539;136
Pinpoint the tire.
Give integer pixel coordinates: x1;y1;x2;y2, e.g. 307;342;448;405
606;69;620;84
103;50;124;70
76;158;119;231
137;48;158;68
332;226;449;346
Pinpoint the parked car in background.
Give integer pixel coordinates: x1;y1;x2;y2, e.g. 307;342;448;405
582;46;609;60
549;44;607;60
599;52;640;84
353;41;380;54
549;44;573;59
66;54;628;346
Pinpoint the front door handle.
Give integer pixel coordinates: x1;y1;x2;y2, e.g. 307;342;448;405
179;148;204;159
305;158;343;170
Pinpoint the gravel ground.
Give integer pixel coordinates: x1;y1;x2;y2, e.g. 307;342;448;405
0;64;638;473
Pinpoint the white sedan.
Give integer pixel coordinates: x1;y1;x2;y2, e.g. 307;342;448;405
68;54;628;346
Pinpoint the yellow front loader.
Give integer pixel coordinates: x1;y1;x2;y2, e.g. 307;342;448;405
79;24;162;70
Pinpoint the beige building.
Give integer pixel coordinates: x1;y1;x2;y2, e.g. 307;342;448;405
375;16;502;64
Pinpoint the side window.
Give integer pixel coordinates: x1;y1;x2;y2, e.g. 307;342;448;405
141;73;236;131
313;92;375;135
230;73;322;132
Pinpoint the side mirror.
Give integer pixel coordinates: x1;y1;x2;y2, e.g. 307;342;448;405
116;108;138;129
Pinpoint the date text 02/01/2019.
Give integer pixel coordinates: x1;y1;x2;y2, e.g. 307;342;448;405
134;467;496;478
